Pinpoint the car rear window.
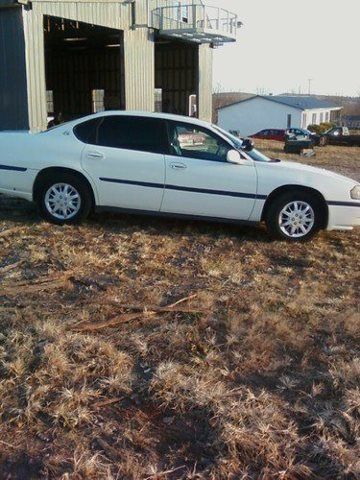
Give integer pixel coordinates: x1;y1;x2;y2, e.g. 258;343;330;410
73;119;101;144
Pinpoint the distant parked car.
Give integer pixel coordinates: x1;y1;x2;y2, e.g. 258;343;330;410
286;128;320;144
251;129;286;142
319;127;360;147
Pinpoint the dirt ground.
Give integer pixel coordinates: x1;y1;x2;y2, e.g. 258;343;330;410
0;141;359;479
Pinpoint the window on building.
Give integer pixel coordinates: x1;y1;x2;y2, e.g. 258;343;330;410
97;116;169;154
92;89;105;113
325;112;329;122
168;121;230;162
178;2;189;23
302;114;307;128
189;94;197;117
154;89;163;112
46;90;54;114
320;112;324;123
312;113;317;124
287;114;292;128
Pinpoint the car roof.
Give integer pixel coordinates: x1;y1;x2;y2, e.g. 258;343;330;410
73;111;212;129
260;129;284;132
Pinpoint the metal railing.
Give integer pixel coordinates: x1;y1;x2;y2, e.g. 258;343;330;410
151;4;238;41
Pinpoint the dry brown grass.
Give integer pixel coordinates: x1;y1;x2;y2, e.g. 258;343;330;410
0;142;359;479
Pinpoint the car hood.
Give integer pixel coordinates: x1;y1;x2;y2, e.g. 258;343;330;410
272;160;357;184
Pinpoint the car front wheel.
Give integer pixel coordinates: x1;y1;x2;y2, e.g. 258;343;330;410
266;191;323;241
37;173;92;224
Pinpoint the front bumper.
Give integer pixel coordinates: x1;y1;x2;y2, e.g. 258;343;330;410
327;203;360;231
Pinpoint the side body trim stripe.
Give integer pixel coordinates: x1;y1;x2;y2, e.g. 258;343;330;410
327;201;360;208
99;177;267;200
100;178;164;189
0;164;27;172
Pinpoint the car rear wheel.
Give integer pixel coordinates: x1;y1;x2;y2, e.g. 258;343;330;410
266;191;322;241
37;173;92;224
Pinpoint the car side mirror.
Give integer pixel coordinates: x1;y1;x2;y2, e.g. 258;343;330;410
227;149;241;164
227;149;250;166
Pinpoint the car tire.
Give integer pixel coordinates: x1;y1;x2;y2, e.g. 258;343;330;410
37;173;93;225
265;190;323;241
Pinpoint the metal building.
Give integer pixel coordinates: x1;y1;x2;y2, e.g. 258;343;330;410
0;0;238;131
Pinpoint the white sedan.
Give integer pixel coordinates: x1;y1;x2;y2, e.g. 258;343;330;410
0;112;359;241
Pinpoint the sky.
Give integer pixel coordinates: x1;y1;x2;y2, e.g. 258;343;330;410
213;0;360;96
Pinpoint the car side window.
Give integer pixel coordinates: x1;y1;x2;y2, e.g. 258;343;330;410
96;116;169;154
168;122;231;162
75;116;169;154
73;118;101;144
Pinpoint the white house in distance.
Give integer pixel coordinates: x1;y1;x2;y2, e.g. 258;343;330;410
218;95;342;137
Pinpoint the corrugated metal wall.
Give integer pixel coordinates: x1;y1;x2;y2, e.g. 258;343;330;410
23;9;48;131
124;28;155;111
2;0;212;130
23;1;134;130
0;7;29;130
198;44;212;122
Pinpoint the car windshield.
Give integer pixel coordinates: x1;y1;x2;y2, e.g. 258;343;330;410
324;127;335;134
213;126;273;162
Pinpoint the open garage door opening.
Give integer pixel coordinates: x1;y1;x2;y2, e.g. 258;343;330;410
44;16;125;126
155;39;199;117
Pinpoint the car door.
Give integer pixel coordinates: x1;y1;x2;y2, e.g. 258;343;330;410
270;130;280;141
79;115;168;211
274;130;285;141
160;121;257;221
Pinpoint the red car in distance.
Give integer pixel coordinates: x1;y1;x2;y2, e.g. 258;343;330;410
251;129;286;142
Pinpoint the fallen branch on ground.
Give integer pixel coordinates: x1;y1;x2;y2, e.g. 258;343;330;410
72;313;174;332
72;312;149;332
93;437;121;461
144;466;186;480
93;398;122;409
89;293;199;312
71;294;208;332
0;271;73;296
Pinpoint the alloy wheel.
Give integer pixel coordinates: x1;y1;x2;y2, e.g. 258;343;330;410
278;201;315;238
44;183;81;220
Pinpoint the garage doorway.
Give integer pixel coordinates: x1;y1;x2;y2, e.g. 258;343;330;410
44;17;125;125
155;39;198;117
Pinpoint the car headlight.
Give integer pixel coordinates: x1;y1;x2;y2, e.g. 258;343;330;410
350;185;360;200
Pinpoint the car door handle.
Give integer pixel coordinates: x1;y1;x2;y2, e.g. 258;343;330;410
170;163;187;170
87;151;105;159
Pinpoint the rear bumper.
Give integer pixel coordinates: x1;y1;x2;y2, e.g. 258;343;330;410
327;203;360;231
